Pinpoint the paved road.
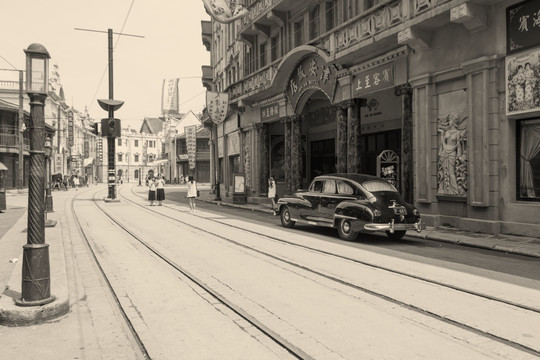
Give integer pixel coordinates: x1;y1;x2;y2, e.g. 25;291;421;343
162;188;540;288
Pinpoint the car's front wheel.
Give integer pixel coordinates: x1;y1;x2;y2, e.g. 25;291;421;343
280;206;295;228
337;219;359;241
386;230;406;240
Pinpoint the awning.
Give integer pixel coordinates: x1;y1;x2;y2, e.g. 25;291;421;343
0;162;7;171
83;157;94;166
152;159;169;165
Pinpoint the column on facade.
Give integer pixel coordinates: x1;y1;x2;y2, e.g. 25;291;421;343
209;127;216;191
344;99;362;173
242;126;252;193
395;84;413;203
336;105;348;173
281;117;292;193
290;115;303;191
258;123;269;195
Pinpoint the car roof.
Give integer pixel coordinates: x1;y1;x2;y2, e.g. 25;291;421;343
313;173;384;184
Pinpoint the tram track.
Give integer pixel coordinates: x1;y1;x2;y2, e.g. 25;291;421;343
71;187;304;359
112;184;540;358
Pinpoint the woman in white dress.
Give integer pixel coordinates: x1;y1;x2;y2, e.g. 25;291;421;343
186;176;198;213
267;176;276;214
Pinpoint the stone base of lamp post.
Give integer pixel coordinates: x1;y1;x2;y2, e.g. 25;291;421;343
46;194;53;213
16;243;55;306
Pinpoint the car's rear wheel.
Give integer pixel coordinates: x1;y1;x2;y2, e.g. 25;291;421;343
386;230;406;240
280;206;295;228
337;219;359;241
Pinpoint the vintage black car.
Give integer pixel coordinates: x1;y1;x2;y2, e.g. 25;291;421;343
276;173;423;241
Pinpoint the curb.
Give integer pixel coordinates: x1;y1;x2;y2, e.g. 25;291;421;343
0;211;69;326
197;196;540;258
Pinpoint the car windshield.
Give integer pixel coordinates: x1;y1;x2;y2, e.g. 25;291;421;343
362;180;397;193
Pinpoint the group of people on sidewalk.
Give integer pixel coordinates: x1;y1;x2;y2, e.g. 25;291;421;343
147;174;198;212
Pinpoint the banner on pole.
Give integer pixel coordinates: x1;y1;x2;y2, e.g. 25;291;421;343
202;0;248;24
185;125;197;169
206;91;229;125
161;78;179;115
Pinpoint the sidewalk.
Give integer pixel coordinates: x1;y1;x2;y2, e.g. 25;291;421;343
194;189;540;259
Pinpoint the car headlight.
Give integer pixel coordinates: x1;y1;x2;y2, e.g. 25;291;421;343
413;209;420;216
373;209;382;217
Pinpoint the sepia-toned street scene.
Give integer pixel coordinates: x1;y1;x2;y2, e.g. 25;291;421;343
1;0;540;359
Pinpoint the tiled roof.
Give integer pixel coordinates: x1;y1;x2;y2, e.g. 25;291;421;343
140;117;165;134
0;99;30;116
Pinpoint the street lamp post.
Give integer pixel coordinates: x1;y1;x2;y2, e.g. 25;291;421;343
17;43;54;306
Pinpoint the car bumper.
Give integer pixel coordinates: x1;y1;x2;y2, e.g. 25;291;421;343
364;219;423;233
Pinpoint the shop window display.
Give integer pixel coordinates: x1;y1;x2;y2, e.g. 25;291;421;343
518;118;540;200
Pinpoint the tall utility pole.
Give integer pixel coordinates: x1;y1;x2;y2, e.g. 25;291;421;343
18;70;24;190
75;27;143;200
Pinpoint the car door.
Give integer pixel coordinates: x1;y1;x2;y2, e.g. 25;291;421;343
298;180;323;220
319;179;341;223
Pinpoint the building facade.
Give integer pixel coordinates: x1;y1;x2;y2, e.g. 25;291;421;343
201;0;540;237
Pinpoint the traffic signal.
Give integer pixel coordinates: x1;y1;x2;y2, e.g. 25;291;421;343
91;122;99;135
101;118;121;138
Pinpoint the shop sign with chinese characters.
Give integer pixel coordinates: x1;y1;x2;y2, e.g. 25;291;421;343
185;125;197;169
507;0;540;55
352;63;395;97
260;103;280;122
285;55;337;112
206;91;229;124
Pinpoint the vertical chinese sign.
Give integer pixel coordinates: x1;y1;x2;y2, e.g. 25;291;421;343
161;78;179;115
185;125;197;169
206;91;229;125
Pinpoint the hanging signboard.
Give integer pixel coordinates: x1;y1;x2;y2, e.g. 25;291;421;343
185;125;197;169
507;0;540;55
68;111;74;148
261;103;280;122
161;78;179;115
206;91;229;125
201;0;248;24
285;54;337;112
352;62;395;97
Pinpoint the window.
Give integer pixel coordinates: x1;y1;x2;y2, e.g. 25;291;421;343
294;20;304;47
135;140;139;147
134;154;139;162
196;139;210;151
310;180;323;192
310;5;320;40
337;181;354;195
325;1;337;32
363;180;397;193
118;138;122;146
259;42;267;68
323;180;336;194
271;35;279;62
518;118;540;201
118;154;123;162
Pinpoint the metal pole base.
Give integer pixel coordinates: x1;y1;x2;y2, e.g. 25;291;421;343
46;195;53;213
214;182;222;201
45;219;57;227
17;243;53;306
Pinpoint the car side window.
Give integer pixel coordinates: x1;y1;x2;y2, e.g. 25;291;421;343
310;180;323;192
323;180;336;194
337;181;354;195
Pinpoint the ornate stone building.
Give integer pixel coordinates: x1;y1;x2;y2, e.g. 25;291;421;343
201;0;540;237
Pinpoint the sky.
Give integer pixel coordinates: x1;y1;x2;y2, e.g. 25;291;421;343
0;0;211;129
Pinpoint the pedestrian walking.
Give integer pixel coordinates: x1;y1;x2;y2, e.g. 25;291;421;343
268;176;277;215
73;175;80;191
156;173;166;206
186;175;198;213
148;177;156;206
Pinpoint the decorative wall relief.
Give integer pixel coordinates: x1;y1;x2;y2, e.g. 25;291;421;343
437;90;468;196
